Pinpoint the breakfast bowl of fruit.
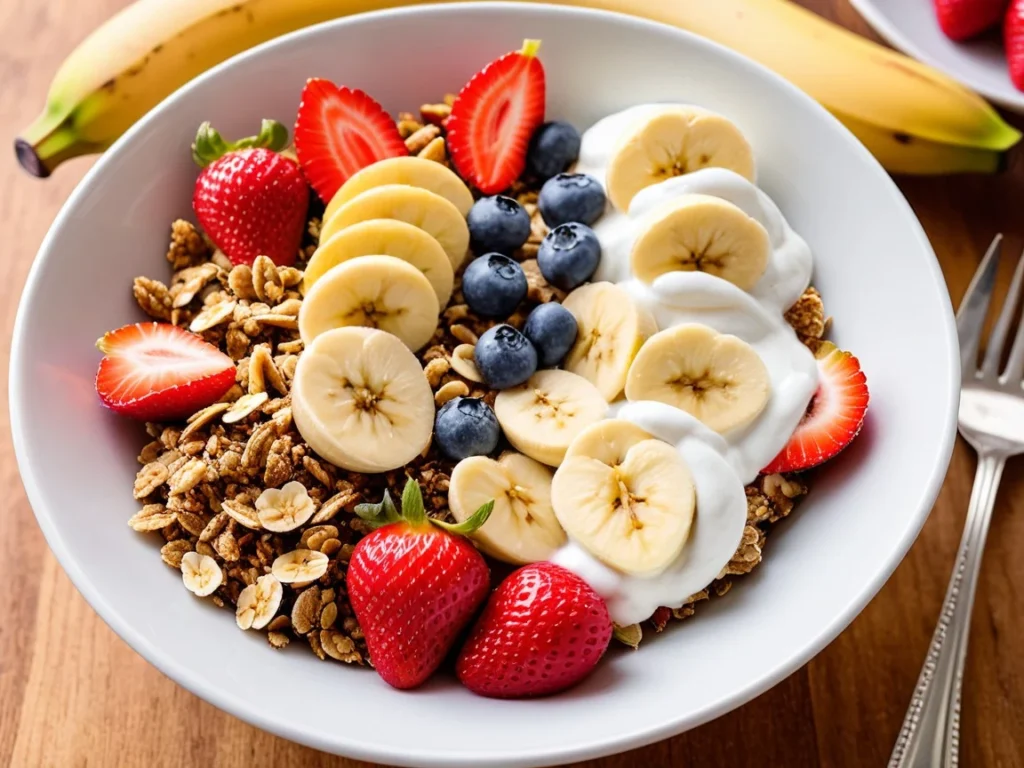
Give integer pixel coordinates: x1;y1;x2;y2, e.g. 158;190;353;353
10;3;959;766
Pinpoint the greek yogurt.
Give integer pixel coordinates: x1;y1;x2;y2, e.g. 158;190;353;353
552;105;818;625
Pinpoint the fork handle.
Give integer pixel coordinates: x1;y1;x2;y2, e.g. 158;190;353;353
888;453;1005;768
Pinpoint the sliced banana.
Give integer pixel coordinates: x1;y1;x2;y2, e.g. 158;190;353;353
625;323;770;434
291;327;435;473
298;255;439;351
494;370;609;467
303;219;454;306
561;282;657;402
552;419;696;576
320;185;470;268
605;106;755;212
630;194;770;291
449;452;566;564
324;156;474;221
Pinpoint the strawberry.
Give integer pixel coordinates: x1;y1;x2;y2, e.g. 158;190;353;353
347;480;494;690
95;322;236;422
1007;0;1024;90
294;80;408;203
446;39;546;194
761;342;869;474
456;562;612;699
934;0;1007;41
192;119;308;267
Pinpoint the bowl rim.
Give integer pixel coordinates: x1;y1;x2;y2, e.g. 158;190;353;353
10;3;960;765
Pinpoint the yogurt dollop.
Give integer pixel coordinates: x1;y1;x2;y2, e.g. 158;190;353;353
551;105;818;625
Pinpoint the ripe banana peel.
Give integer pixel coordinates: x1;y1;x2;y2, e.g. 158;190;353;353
16;0;1021;177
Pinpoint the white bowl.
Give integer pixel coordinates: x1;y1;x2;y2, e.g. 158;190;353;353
10;4;959;766
850;0;1024;113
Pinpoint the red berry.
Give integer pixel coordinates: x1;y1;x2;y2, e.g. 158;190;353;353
294;80;408;203
934;0;1007;41
94;323;236;422
348;518;490;690
447;40;546;194
193;147;308;267
1007;0;1024;90
456;562;612;699
761;342;869;474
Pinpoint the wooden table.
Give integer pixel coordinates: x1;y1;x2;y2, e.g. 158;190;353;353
2;1;1023;765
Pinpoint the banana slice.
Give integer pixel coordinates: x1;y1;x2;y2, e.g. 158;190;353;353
298;255;439;351
449;452;566;564
625;323;770;434
552;419;696;576
494;370;609;467
303;219;454;306
605;106;755;212
630;194;770;291
319;185;470;268
291;327;434;473
561;282;657;402
324;156;474;221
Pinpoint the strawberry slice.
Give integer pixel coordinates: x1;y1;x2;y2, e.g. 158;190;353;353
761;342;869;474
294;79;408;203
95;323;236;422
447;39;546;194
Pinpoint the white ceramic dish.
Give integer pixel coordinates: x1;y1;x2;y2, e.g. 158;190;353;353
850;0;1024;113
10;4;959;766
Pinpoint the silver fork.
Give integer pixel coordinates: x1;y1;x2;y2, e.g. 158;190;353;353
889;234;1024;768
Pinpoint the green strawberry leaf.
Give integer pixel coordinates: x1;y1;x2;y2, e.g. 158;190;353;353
400;477;427;525
431;500;494;536
192;119;289;167
354;489;400;529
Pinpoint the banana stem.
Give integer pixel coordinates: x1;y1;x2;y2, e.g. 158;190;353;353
16;110;102;178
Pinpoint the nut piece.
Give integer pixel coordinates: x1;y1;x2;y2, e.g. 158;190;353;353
235;574;284;630
450;344;484;383
272;549;330;584
180;552;223;596
223;392;269;424
255;481;316;532
435;380;469;407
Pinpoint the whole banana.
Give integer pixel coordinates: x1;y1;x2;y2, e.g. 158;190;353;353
15;0;1021;177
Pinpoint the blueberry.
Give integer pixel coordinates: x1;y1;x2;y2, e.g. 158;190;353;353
435;397;500;461
523;303;578;367
474;324;538;389
538;173;606;228
462;253;528;318
527;121;582;180
467;196;531;255
537;223;601;292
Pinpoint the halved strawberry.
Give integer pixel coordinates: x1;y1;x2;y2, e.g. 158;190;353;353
95;323;236;422
761;342;869;474
446;39;546;194
294;79;408;203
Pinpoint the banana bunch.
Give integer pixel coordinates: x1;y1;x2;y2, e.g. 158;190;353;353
15;0;1020;177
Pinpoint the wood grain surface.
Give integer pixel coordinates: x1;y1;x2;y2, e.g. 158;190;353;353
2;0;1023;765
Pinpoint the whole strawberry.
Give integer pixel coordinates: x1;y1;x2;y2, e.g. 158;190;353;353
1007;0;1024;90
348;479;494;690
456;561;612;699
192;119;308;266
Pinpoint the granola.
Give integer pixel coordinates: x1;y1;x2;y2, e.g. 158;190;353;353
123;98;826;662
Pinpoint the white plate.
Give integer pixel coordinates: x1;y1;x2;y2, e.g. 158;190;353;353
10;3;959;766
850;0;1024;112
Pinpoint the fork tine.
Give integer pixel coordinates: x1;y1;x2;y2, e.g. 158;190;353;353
957;234;1002;375
982;247;1024;377
1001;264;1024;385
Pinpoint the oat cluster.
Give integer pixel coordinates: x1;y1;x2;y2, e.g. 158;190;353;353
127;97;828;659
